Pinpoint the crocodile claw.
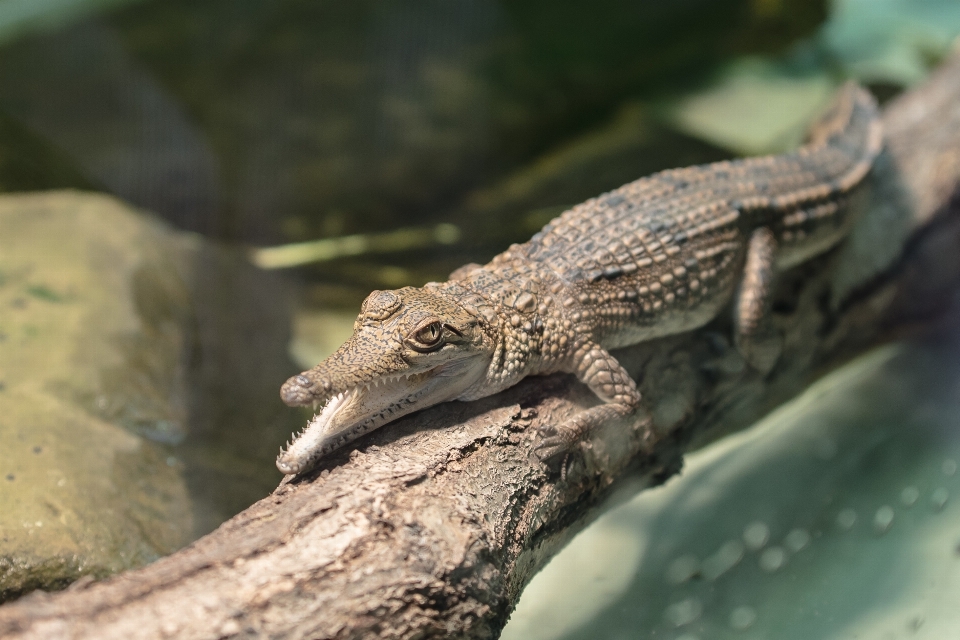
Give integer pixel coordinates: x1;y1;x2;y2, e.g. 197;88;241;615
534;424;580;463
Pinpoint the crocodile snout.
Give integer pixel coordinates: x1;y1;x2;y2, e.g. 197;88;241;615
280;374;319;406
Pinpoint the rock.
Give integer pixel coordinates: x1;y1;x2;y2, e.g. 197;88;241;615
0;191;195;601
0;191;299;602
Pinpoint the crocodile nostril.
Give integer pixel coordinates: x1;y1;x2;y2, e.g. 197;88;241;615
296;374;312;387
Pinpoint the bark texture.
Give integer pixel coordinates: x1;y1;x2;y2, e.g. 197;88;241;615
3;53;960;640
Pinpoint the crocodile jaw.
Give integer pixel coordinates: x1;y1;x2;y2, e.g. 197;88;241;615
276;360;483;475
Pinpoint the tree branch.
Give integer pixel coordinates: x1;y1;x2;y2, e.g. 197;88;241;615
3;53;960;640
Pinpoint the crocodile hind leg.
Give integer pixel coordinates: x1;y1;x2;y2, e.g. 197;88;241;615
734;227;782;374
535;343;642;462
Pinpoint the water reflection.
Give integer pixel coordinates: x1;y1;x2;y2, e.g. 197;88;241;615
503;337;960;640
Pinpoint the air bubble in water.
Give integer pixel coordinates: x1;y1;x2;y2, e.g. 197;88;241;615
900;486;920;507
665;554;699;585
664;598;702;627
743;521;770;550
873;505;894;534
702;540;744;581
931;487;949;512
942;459;957;476
836;508;857;530
784;528;811;552
729;606;757;631
759;546;786;572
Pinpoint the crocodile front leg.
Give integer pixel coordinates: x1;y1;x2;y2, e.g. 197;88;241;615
734;227;782;374
535;342;642;462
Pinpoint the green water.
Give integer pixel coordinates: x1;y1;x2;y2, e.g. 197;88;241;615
503;337;960;639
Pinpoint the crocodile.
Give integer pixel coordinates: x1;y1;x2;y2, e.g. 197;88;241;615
276;82;882;475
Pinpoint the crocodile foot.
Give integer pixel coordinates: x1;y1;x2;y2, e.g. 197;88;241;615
533;401;638;464
534;424;581;463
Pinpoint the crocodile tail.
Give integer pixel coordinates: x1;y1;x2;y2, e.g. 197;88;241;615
804;82;884;191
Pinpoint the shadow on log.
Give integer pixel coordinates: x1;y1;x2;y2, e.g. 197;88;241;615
4;52;960;640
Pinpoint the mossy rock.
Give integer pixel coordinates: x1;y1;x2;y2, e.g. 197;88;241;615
0;192;197;602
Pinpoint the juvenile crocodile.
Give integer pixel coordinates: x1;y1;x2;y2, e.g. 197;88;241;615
276;83;882;475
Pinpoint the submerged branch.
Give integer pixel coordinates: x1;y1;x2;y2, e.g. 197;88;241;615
3;54;960;640
250;223;461;269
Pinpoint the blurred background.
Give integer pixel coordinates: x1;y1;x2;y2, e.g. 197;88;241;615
8;0;959;273
1;0;960;635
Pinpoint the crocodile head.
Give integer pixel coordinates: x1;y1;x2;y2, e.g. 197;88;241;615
277;286;493;474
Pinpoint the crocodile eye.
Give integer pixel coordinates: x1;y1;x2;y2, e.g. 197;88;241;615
416;322;442;344
410;322;444;351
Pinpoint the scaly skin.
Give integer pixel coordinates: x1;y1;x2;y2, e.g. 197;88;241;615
276;82;882;475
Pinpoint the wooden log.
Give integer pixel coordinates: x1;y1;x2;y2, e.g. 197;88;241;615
3;52;960;640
